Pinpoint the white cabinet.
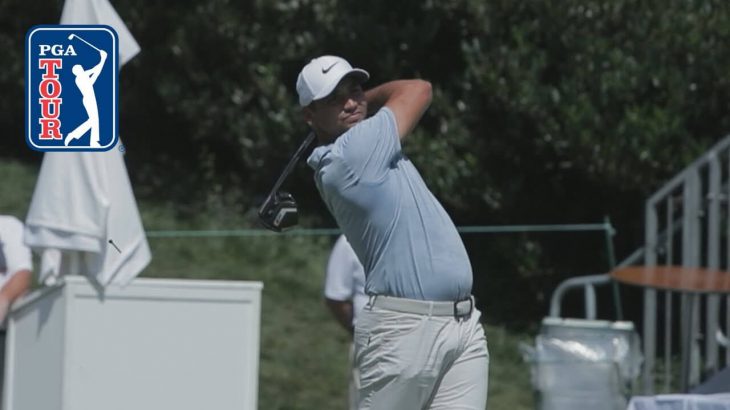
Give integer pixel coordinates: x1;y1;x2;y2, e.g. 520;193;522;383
3;276;262;410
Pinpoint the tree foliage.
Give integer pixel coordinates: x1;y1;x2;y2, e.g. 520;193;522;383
2;0;729;321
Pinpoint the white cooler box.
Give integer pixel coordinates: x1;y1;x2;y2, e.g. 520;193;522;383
2;276;263;410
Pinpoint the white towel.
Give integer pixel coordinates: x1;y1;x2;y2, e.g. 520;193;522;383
25;150;151;287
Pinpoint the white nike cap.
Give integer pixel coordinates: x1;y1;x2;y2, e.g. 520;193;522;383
296;55;369;107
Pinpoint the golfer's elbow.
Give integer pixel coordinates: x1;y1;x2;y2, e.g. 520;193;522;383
388;80;433;139
405;80;432;133
421;80;433;99
414;80;433;108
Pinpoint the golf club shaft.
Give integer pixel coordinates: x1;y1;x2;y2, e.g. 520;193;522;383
71;34;101;52
266;132;315;196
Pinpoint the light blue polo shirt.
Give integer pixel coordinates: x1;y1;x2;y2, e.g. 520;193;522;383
307;107;472;301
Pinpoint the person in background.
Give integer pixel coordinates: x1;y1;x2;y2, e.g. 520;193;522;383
324;234;367;410
0;216;32;324
0;215;33;400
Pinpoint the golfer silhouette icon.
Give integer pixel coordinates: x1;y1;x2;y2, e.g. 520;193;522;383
64;36;107;148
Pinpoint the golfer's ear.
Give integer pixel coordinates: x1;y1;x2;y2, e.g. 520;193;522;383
302;107;313;126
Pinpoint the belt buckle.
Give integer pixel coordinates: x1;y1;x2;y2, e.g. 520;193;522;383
453;297;473;321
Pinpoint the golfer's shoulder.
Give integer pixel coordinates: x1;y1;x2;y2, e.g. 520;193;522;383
307;145;346;179
337;108;397;151
306;145;332;170
359;107;397;134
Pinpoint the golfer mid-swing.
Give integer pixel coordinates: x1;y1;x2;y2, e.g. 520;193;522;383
65;48;107;147
299;55;489;409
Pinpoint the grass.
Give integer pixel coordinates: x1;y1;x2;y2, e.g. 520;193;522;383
0;157;535;410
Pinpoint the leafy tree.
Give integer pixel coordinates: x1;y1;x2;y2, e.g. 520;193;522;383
2;0;729;322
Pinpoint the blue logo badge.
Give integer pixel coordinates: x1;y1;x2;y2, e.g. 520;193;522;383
26;25;118;152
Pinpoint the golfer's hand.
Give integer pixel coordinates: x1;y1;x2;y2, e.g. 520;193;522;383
100;50;108;60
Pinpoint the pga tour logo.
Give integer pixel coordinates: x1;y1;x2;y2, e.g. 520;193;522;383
25;25;118;152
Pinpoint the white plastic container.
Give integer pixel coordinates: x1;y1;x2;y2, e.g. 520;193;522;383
525;317;643;410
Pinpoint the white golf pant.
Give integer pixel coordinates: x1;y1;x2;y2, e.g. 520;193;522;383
349;343;360;410
354;296;489;410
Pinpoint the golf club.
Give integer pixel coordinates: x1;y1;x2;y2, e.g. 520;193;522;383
68;33;101;53
257;132;316;232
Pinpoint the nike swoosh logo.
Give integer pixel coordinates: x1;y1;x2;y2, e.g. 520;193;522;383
322;62;338;74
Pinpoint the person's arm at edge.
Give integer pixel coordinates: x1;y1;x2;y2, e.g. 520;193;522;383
364;80;433;140
0;269;32;322
325;298;354;335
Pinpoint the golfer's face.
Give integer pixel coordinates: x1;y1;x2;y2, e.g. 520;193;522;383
310;77;367;138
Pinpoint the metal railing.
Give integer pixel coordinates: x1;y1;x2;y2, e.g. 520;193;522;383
642;134;730;393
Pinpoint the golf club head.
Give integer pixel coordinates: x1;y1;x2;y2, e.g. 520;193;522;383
257;191;299;232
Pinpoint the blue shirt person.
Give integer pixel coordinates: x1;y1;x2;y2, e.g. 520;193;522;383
298;56;489;409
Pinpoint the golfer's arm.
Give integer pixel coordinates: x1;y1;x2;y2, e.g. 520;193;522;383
88;55;107;83
88;65;103;82
325;298;354;335
365;80;432;139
